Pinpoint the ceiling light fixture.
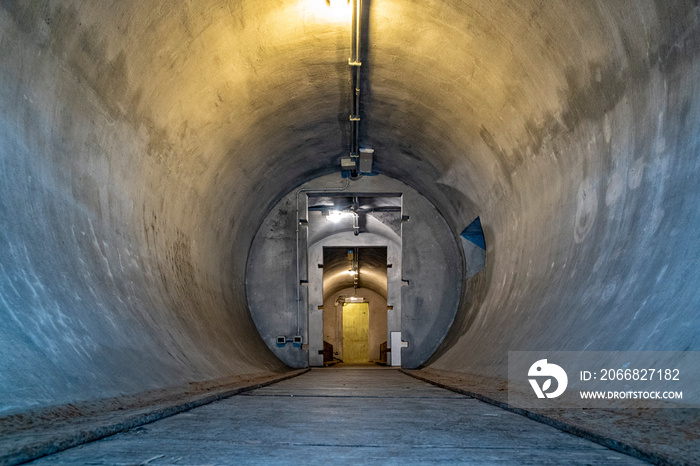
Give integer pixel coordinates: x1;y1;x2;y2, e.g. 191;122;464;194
328;0;350;18
328;209;345;222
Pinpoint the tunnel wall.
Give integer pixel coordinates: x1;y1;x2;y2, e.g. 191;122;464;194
1;0;700;418
415;1;700;378
0;1;297;415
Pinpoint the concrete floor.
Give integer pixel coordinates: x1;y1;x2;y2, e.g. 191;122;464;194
29;367;643;465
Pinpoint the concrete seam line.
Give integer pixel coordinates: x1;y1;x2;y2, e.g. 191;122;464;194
399;369;686;466
2;369;310;466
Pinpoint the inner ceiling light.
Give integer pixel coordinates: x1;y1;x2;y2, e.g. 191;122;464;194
328;209;344;222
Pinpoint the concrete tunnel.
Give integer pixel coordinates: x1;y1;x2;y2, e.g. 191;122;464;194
1;0;699;464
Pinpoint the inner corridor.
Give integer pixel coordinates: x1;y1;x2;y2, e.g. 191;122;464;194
29;367;642;465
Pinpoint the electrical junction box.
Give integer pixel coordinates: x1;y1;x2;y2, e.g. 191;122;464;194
341;157;356;170
293;335;303;347
276;336;286;347
359;148;373;173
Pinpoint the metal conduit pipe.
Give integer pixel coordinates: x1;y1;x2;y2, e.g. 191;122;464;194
349;0;363;168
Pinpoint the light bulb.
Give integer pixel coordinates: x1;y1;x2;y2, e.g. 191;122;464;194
328;210;344;222
329;0;349;19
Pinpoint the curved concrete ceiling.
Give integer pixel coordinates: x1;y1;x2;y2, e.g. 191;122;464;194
1;0;699;423
322;247;388;300
307;211;401;245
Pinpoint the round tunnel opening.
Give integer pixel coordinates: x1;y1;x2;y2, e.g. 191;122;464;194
245;173;466;369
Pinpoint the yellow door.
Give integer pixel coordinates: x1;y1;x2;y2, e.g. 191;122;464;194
342;303;369;363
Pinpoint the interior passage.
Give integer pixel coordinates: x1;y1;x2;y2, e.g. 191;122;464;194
28;368;643;465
